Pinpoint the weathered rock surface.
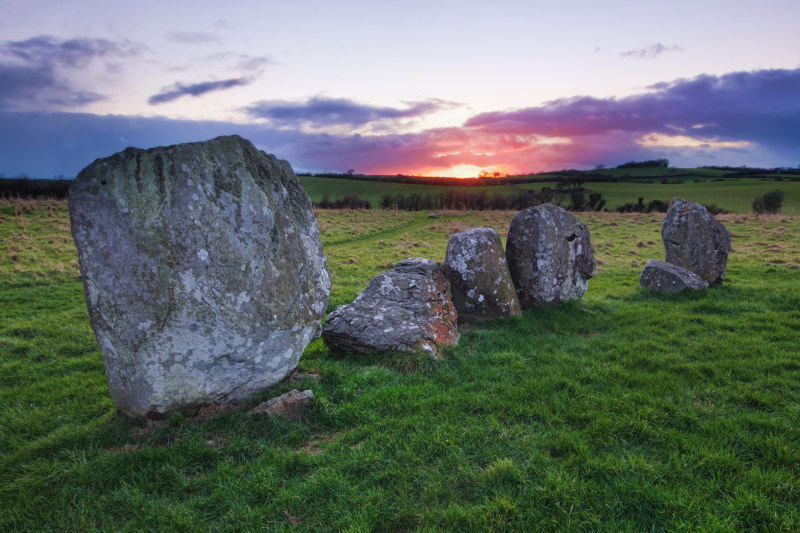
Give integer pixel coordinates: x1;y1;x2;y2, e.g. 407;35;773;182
640;259;709;293
69;135;330;419
505;204;596;308
321;258;459;358
443;227;521;322
247;389;314;421
662;198;731;283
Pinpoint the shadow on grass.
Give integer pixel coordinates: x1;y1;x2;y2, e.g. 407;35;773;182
319;346;443;377
629;272;799;311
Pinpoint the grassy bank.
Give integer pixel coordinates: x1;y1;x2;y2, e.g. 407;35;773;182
1;200;799;531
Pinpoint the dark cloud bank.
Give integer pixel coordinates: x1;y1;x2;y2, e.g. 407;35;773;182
467;68;800;139
464;68;800;157
2;68;799;177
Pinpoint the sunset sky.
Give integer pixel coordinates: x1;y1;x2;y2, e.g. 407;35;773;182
1;0;799;178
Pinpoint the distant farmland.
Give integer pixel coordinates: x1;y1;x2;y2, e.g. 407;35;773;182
2;167;798;214
300;168;800;214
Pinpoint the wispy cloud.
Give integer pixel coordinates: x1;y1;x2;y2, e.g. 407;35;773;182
621;43;683;59
201;52;271;72
236;55;271;72
167;31;220;44
0;35;141;110
245;97;458;129
148;77;251;104
2;35;138;67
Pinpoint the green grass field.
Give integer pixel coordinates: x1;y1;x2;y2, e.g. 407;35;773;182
2;199;799;531
300;173;800;214
518;180;800;215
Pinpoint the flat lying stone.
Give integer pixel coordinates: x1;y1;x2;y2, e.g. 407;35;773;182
69;135;330;419
247;389;314;421
640;259;709;293
321;258;459;358
506;203;596;308
662;198;730;283
443;227;521;322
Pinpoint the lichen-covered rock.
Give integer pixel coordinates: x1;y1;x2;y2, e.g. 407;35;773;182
662;198;731;284
443;227;521;322
640;259;709;293
505;204;596;308
69;135;330;419
247;389;314;421
321;258;459;358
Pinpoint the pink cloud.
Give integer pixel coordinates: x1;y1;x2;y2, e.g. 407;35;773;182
2;68;799;177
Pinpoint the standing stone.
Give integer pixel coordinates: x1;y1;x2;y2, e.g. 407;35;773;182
321;258;459;358
69;135;330;419
640;259;709;293
662;198;730;283
505;203;596;308
443;227;521;322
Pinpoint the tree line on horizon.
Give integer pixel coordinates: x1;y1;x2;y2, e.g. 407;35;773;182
316;182;611;212
0;177;72;199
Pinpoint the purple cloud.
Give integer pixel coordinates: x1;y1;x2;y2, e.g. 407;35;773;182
0;35;140;110
2;68;799;178
2;35;137;67
465;68;800;149
245;97;457;128
621;43;684;59
148;77;251;104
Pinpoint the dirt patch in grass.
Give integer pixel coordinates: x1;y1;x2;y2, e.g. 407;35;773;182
194;402;236;421
104;443;145;454
129;420;168;438
295;432;343;455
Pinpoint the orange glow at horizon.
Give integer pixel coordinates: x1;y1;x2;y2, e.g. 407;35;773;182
419;163;513;179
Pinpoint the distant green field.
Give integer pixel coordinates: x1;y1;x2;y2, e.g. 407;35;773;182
299;176;461;207
519;180;800;215
300;174;800;214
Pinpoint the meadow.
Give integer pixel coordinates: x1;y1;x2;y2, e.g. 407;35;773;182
1;198;799;531
300;171;800;214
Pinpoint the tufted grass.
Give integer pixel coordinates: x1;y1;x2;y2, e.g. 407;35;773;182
1;199;799;531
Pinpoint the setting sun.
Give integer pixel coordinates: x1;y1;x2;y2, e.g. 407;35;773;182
422;164;510;179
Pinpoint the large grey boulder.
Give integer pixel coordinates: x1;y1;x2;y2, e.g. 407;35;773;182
69;135;330;419
443;227;521;322
640;259;709;293
505;204;596;308
321;258;459;358
662;198;730;283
